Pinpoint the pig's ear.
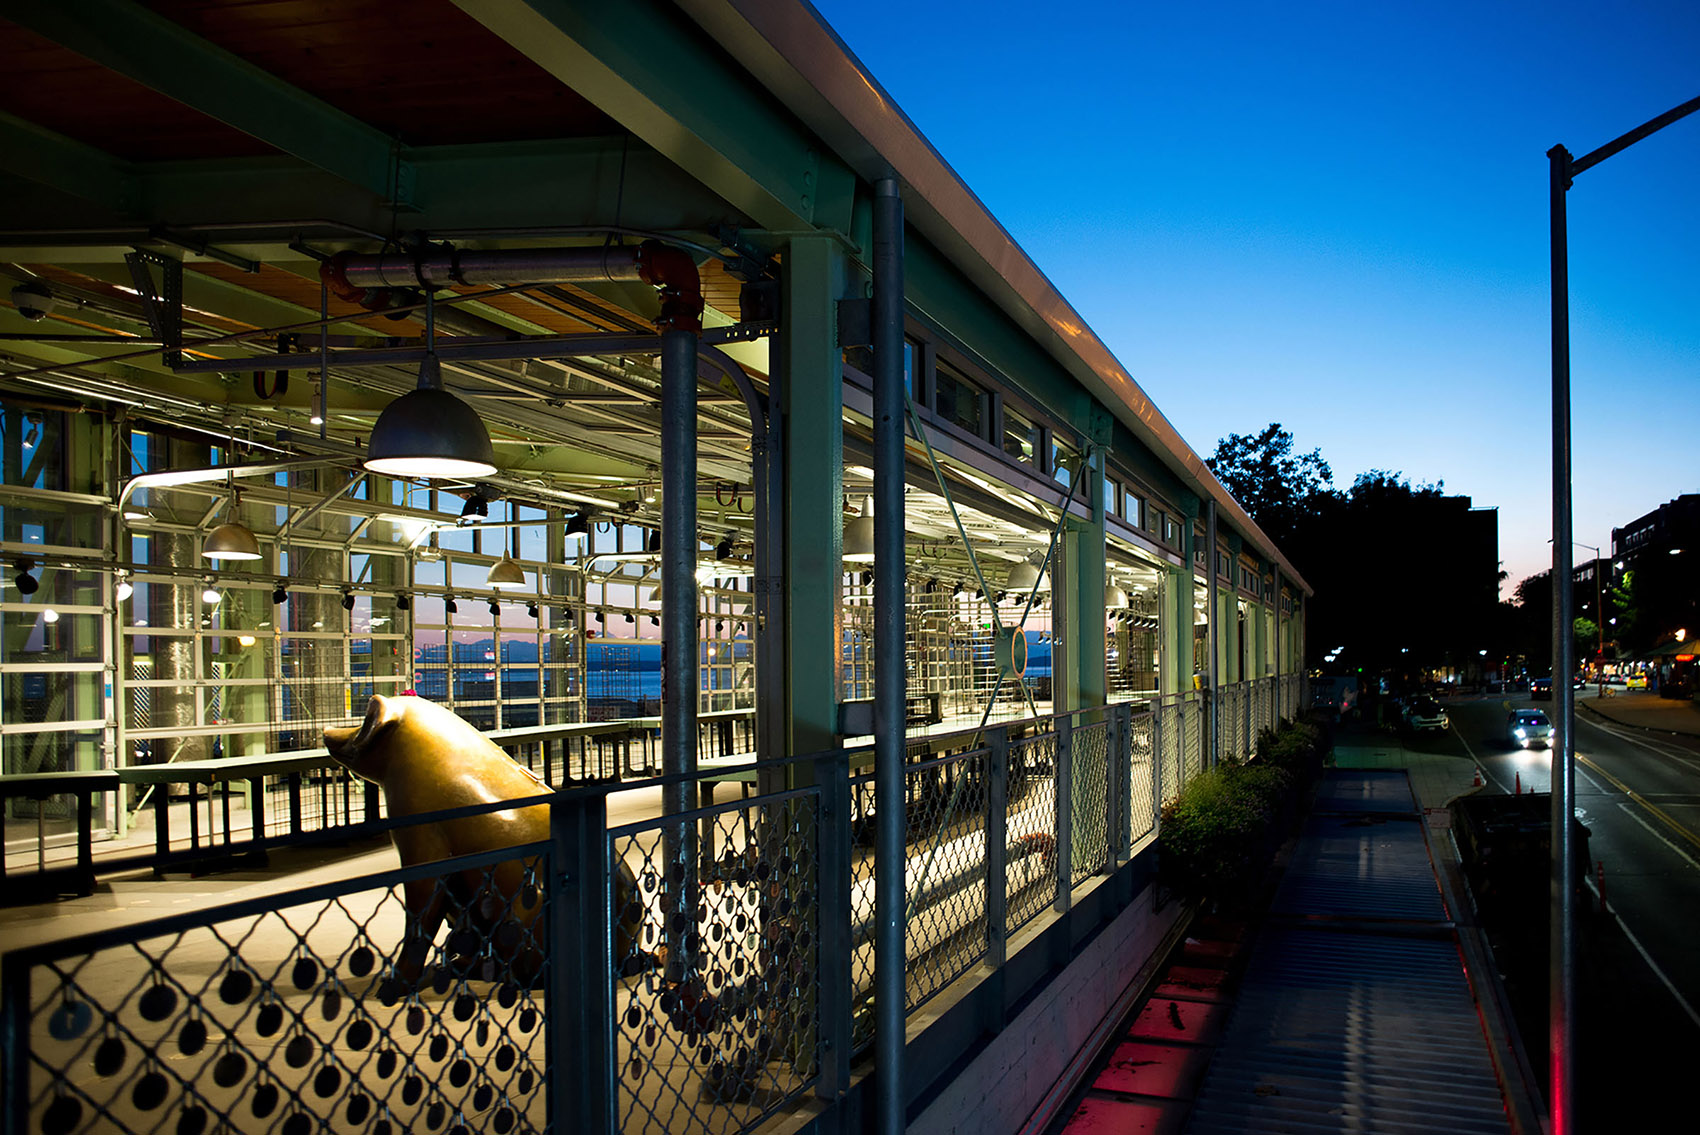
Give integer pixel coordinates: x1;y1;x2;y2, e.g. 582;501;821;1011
324;694;402;763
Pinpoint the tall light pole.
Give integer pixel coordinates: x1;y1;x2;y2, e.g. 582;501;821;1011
1548;92;1699;1135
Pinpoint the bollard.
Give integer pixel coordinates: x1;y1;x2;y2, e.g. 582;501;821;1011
1596;860;1608;916
1516;771;1521;795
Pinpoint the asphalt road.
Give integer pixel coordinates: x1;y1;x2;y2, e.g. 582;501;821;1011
1433;691;1700;1127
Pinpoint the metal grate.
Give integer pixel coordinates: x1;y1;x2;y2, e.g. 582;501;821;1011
610;791;820;1134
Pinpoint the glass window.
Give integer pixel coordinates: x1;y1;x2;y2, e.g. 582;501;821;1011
1052;436;1079;489
1002;406;1039;466
1103;477;1119;519
934;362;984;437
1124;493;1144;529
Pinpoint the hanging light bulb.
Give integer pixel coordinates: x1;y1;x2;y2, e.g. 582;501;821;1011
115;574;133;602
202;586;222;604
364;290;496;478
843;495;875;562
42;608;59;624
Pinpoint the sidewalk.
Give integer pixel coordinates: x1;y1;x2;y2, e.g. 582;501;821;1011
1055;750;1540;1135
1578;690;1700;736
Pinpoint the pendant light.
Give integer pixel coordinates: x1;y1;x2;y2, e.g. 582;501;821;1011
364;289;496;478
487;500;526;589
843;495;875;562
1105;583;1129;608
1006;557;1047;592
203;477;262;562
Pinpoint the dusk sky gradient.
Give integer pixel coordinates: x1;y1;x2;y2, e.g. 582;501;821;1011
810;0;1699;593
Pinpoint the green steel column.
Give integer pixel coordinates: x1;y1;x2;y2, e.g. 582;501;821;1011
780;234;849;761
1074;446;1107;709
1172;516;1196;695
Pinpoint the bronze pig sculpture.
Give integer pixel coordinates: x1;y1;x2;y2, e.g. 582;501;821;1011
324;693;646;989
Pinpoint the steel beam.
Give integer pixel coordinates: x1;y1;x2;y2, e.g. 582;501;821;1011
0;112;134;215
0;0;412;203
452;0;854;234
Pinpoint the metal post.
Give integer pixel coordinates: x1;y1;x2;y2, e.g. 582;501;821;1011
549;795;614;1133
1205;500;1220;768
986;727;1009;968
1054;714;1074;915
814;751;853;1103
1547;140;1577;1135
872;176;908;1135
660;325;699;984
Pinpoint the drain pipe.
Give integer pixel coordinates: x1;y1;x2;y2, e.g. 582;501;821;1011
1205;499;1220;768
872;177;908;1135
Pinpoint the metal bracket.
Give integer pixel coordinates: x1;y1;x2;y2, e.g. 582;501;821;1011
124;249;183;368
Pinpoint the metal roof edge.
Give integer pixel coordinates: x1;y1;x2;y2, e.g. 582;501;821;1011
677;0;1310;595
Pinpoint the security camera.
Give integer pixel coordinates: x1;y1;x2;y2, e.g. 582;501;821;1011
10;282;56;322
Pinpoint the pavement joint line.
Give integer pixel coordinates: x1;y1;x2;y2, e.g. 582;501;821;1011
1577;751;1700;855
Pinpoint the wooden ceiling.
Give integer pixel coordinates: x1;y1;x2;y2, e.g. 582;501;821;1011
0;1;619;162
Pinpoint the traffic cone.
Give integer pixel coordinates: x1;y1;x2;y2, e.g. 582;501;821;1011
1515;772;1522;795
1472;767;1483;788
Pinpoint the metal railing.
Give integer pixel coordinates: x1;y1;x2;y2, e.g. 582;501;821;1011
2;681;1305;1135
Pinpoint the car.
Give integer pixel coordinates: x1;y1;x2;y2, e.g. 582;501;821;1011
1530;677;1552;700
1509;708;1553;748
1404;698;1450;733
1626;673;1649;690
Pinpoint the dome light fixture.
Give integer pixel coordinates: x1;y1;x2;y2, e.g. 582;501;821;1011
1006;558;1046;593
202;585;222;604
487;501;526;589
395;593;411;611
444;596;458;615
116;573;133;602
1105;583;1129;608
202;478;262;562
363;289;496;479
843;495;874;562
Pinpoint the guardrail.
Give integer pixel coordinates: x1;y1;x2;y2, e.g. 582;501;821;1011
0;712;756;900
1;684;1311;1135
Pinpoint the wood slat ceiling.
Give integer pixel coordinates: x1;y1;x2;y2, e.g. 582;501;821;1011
145;0;620;147
0;18;280;161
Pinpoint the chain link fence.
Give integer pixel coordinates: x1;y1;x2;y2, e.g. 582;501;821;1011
1068;719;1109;887
3;832;553;1135
1127;709;1156;844
5;701;1217;1135
610;789;820;1134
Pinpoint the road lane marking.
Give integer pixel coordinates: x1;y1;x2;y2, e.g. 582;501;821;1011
1585;875;1700;1033
1578;752;1700;855
1577;714;1700;768
1615;802;1700;876
1449;727;1507;793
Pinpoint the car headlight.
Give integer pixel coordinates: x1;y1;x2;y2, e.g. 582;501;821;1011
1514;727;1526;739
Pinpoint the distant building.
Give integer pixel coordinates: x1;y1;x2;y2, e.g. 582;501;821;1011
1613;494;1700;654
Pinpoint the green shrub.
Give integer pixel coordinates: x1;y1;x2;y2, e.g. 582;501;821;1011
1160;718;1328;905
1158;762;1292;905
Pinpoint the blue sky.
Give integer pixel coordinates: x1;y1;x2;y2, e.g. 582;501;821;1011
810;0;1699;591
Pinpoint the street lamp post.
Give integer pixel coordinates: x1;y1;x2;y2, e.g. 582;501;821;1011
1548;92;1700;1135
